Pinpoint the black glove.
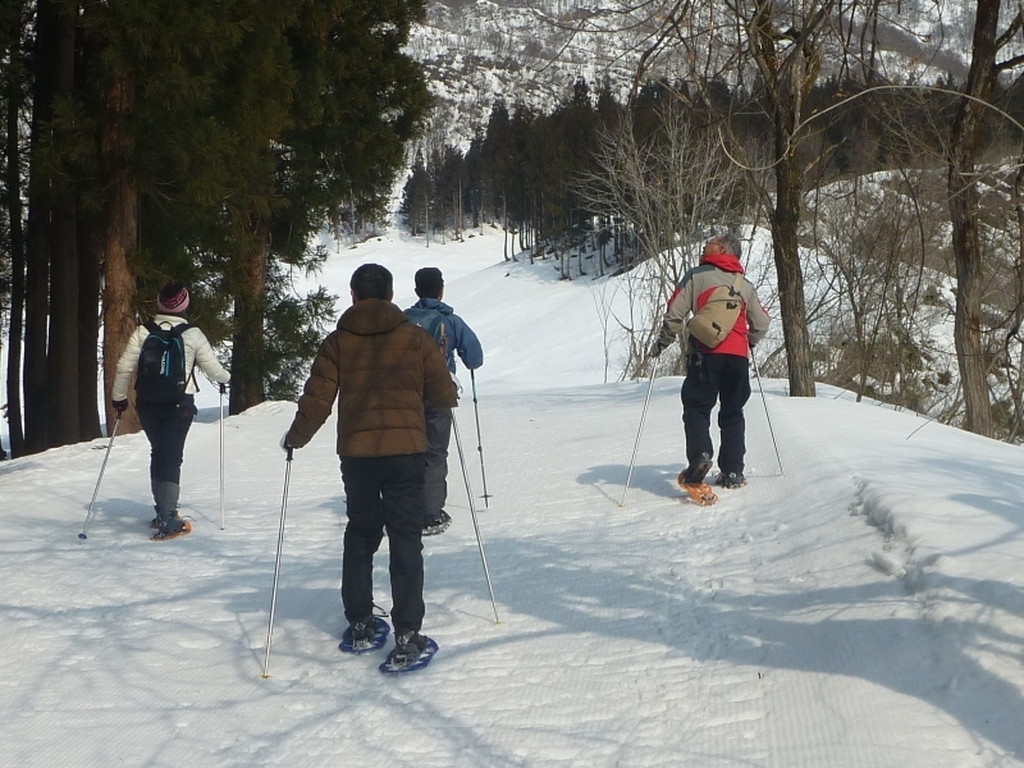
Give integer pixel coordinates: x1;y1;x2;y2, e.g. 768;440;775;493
112;399;128;414
648;340;665;358
219;382;228;395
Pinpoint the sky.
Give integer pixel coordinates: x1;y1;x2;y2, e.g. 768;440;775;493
2;226;1024;767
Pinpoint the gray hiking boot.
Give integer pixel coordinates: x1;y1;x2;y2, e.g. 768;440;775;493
150;519;192;541
350;617;379;644
715;471;747;489
393;631;430;664
423;510;452;536
150;509;181;529
151;480;184;532
679;452;714;486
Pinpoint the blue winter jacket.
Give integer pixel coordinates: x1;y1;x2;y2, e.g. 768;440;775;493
406;298;483;374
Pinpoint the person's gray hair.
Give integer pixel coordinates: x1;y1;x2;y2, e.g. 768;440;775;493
715;232;742;258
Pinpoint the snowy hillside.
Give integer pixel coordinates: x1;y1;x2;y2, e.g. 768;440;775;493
408;0;969;146
2;229;1024;767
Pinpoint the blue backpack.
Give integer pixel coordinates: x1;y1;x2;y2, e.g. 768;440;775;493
135;322;193;404
405;307;449;366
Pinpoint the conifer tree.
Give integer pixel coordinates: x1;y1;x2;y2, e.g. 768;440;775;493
400;151;430;235
227;0;430;412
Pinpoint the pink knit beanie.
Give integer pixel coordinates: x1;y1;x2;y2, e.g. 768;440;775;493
157;283;190;314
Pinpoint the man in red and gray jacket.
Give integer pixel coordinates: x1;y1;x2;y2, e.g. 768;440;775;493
650;233;771;489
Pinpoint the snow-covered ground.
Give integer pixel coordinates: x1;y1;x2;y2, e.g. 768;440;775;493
2;228;1024;767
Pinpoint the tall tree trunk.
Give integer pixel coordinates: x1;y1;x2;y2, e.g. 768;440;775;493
23;0;78;451
100;66;140;436
229;215;269;414
22;188;48;453
74;2;100;443
947;0;1000;437
773;137;816;397
78;213;102;440
45;0;79;447
45;176;79;446
3;4;26;457
46;74;80;448
1010;150;1024;440
748;0;821;398
23;0;61;453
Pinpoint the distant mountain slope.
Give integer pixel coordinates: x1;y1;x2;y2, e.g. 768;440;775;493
407;0;969;146
407;0;636;145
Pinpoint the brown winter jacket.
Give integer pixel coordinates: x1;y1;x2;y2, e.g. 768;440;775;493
285;298;458;457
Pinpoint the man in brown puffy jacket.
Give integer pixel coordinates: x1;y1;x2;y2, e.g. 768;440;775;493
283;263;457;671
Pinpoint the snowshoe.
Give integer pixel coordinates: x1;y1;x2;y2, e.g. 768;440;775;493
379;632;438;674
680;482;718;506
150;519;192;541
423;510;452;536
340;616;390;654
677;453;718;506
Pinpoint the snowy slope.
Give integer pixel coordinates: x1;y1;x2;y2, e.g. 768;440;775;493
408;0;970;147
2;228;1024;767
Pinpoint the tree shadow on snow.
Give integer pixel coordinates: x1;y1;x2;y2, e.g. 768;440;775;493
433;532;1024;759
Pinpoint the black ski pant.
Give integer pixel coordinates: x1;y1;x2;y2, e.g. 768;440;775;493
137;396;195;486
340;453;426;636
681;353;751;476
423;404;453;523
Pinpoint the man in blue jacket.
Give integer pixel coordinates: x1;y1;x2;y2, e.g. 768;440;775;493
406;267;484;535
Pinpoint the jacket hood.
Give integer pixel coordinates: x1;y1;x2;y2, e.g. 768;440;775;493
701;252;745;274
338;298;409;336
152;314;189;327
410;297;454;316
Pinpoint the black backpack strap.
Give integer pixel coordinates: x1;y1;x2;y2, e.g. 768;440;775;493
172;324;198;393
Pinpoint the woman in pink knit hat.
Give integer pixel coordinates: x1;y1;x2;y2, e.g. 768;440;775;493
111;283;231;540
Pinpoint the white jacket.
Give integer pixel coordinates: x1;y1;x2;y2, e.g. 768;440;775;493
112;314;230;401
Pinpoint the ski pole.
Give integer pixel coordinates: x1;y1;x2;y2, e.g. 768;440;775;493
78;414;122;541
452;412;500;624
219;383;226;530
470;370;491;507
750;351;784;476
262;446;293;678
619;360;658;507
906;414;939;440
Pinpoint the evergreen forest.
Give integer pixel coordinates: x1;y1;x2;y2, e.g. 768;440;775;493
0;0;430;457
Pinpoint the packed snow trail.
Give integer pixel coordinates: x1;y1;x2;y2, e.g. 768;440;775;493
3;376;1023;766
